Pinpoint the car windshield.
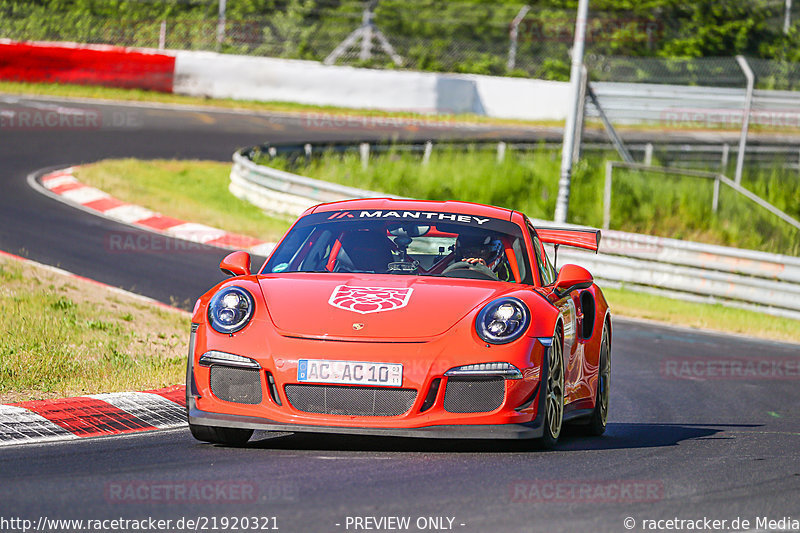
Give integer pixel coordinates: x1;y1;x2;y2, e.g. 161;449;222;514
263;209;533;284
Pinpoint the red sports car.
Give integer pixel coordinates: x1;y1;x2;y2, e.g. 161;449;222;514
186;199;611;448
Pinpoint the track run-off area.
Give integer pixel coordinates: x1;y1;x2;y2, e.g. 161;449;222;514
0;95;798;533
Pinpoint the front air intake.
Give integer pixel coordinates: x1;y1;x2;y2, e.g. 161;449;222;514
443;377;505;413
285;384;417;417
210;366;262;405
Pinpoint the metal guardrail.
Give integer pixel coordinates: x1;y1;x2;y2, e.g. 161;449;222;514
229;142;800;320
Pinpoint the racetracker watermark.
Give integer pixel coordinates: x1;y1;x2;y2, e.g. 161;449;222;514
299;111;481;130
661;357;800;381
0;106;142;130
661;107;800;129
623;515;799;531
105;231;209;254
510;479;664;503
104;480;298;504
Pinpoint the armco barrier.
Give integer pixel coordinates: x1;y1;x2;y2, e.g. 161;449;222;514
229;143;800;320
0;40;175;92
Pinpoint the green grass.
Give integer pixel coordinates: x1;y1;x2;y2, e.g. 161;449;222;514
262;146;800;256
75;159;292;243
604;287;800;344
0;257;189;402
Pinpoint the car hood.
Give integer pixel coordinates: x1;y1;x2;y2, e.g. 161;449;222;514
257;274;516;340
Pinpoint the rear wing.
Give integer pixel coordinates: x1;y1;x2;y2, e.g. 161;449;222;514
535;227;601;253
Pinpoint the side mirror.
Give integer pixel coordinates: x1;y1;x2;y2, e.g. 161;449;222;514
554;264;593;296
220;251;251;277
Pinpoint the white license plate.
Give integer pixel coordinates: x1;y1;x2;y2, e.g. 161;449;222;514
297;359;403;387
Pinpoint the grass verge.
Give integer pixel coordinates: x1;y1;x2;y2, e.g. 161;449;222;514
75;159;292;243
72;160;800;344
263;146;800;255
0;255;189;403
604;287;800;344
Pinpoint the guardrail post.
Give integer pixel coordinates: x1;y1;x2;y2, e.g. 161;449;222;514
422;141;433;166
644;143;653;166
497;142;507;163
712;176;720;213
359;143;370;170
304;143;312;163
603;160;613;230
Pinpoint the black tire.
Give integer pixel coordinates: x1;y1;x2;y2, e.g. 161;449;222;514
584;324;611;436
537;331;565;450
189;423;254;445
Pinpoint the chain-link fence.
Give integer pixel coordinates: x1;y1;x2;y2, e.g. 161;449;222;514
3;0;800;89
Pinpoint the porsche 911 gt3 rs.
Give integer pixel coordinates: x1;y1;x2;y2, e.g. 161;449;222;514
186;199;611;448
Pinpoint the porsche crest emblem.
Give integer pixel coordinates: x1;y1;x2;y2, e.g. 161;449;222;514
328;285;414;314
352;323;365;330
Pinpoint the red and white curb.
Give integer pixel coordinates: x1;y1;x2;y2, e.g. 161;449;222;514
0;251;190;446
0;386;186;446
36;167;276;256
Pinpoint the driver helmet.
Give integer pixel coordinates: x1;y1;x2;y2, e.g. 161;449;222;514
454;233;504;270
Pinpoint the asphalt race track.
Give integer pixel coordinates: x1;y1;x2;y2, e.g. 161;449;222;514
1;96;799;533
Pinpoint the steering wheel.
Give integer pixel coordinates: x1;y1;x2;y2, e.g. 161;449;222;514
442;261;499;281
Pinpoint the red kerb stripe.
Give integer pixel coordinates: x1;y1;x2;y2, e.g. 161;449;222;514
12;397;157;437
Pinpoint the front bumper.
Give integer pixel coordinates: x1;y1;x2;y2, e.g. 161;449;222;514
187;321;550;438
187;397;544;440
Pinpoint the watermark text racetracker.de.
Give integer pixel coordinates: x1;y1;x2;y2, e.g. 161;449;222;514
510;479;664;503
105;231;209;254
0;515;280;532
0;106;142;131
660;107;800;130
623;515;799;531
661;357;800;380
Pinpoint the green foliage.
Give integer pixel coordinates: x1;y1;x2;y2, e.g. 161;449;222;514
0;0;795;80
262;145;800;256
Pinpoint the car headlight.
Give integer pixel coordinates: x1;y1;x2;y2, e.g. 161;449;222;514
208;286;255;334
475;297;530;344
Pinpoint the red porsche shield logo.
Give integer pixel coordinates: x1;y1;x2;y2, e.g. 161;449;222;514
328;286;414;314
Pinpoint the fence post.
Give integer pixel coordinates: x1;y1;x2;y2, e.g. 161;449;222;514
603;160;613;230
159;21;167;50
735;55;754;185
644;143;654;166
507;5;531;70
555;0;590;224
216;0;226;52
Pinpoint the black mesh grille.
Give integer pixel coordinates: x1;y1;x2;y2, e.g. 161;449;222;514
443;377;505;413
210;366;262;405
285;384;417;417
